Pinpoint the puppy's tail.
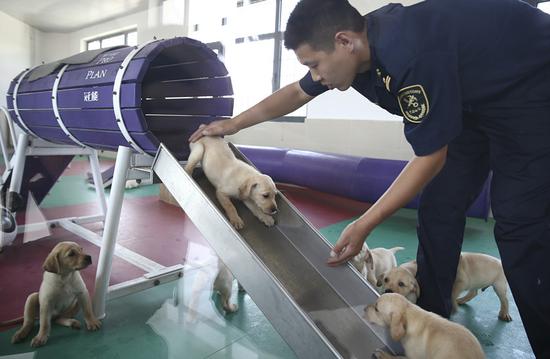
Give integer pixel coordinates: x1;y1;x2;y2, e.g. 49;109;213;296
389;246;405;254
0;316;24;328
184;141;205;175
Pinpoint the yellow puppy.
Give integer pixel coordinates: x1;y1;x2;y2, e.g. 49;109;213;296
185;136;278;229
12;242;101;347
365;293;485;359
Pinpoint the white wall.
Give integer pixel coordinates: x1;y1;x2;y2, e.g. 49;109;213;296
0;11;39;146
0;11;36;108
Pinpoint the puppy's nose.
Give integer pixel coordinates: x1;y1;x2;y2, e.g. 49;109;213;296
384;289;393;294
84;255;92;264
270;206;278;215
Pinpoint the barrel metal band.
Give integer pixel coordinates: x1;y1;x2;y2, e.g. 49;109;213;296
52;64;87;148
113;39;157;155
12;68;40;138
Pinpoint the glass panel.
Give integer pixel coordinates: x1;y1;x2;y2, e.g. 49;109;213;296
101;34;125;48
231;0;276;38
225;38;274;115
189;0;233;43
280;0;300;31
87;40;100;51
280;45;307;116
538;2;550;14
127;31;138;46
162;0;185;25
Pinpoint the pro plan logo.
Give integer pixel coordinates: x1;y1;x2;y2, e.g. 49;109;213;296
398;85;429;123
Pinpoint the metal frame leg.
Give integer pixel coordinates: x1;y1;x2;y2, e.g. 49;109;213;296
8;133;28;195
88;150;107;218
92;146;132;319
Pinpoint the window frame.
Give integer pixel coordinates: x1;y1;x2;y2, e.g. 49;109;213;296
85;28;138;51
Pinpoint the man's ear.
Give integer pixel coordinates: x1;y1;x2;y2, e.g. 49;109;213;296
43;250;61;274
239;178;257;200
334;31;354;51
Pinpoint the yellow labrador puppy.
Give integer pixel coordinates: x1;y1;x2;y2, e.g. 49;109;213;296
365;293;485;359
351;244;404;288
379;260;420;303
185;136;278;229
380;253;512;321
12;242;101;347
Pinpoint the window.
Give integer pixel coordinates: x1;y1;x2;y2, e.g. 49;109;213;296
538;0;550;13
86;29;138;51
189;0;305;120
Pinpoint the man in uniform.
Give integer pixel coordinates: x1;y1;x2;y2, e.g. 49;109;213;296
190;0;550;356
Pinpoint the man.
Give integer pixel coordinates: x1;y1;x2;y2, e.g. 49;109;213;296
189;0;550;356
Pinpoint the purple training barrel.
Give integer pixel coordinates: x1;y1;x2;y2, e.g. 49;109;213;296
239;145;492;220
6;37;233;159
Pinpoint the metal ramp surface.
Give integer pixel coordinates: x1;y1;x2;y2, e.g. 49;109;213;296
152;143;402;359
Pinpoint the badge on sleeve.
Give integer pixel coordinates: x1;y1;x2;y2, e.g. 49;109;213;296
398;85;429;123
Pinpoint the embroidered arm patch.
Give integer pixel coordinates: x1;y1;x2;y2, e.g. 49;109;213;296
398;85;430;123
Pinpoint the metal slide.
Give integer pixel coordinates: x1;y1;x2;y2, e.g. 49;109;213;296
152;144;402;359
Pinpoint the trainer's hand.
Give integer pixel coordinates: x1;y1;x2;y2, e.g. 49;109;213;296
188;119;238;142
327;220;368;266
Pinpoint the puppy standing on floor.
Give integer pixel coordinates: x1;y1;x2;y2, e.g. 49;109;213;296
380;252;512;321
365;293;485;359
12;242;101;347
185;136;278;229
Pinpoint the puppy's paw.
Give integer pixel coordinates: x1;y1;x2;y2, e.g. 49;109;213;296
31;334;48;347
125;179;140;189
223;303;239;314
11;330;28;344
373;349;393;359
70;319;82;330
260;215;275;227
85;317;102;331
230;216;244;230
498;312;512;322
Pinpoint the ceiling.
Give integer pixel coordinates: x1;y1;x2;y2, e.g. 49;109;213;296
0;0;149;32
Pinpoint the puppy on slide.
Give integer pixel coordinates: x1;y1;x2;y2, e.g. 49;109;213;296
185;136;278;229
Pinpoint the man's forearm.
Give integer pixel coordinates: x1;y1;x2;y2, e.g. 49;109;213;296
356;145;448;234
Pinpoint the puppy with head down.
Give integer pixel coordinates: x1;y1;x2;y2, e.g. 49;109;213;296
11;242;101;347
185;136;278;229
365;293;485;359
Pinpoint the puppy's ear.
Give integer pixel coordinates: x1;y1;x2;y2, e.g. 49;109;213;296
390;310;407;341
239;178;257;200
43;250;61;274
364;251;374;271
412;280;421;298
376;273;385;288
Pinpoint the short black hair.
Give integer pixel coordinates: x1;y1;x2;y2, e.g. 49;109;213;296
284;0;365;51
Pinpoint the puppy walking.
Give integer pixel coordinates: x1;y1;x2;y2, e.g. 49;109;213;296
365;293;485;359
351;245;403;288
12;242;101;347
380;253;512;321
185;136;278;229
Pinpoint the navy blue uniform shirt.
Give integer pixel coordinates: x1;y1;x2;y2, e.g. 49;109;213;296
300;0;550;156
